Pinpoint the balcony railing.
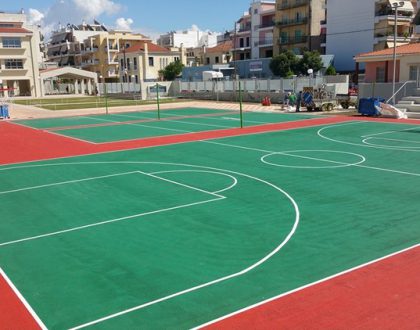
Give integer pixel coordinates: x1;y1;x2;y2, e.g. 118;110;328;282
279;35;308;45
277;0;309;10
255;39;274;47
81;59;100;66
277;17;308;27
257;21;275;29
238;26;251;33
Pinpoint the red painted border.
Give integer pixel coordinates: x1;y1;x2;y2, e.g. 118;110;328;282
0;272;41;330
203;246;420;330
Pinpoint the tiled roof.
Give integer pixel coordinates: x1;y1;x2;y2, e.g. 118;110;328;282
123;42;170;54
357;43;420;58
0;27;32;34
206;40;233;54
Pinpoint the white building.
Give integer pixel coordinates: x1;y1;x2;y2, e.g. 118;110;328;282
326;0;376;72
0;11;42;97
157;26;220;48
327;0;416;72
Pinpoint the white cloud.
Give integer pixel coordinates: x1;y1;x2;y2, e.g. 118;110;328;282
115;17;133;31
73;0;121;19
28;8;44;25
32;0;123;38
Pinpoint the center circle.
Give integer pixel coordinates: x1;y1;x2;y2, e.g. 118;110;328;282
261;150;366;169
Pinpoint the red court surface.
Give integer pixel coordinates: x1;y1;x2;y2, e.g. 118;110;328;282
202;246;420;330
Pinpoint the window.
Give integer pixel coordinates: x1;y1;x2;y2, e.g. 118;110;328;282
240;38;244;48
126;58;131;70
246;37;250;47
215;56;219;64
133;57;137;70
5;59;23;69
409;65;419;81
2;37;21;48
135;75;139;83
376;67;385;82
254;8;258;14
206;57;210;64
120;59;124;70
149;57;154;66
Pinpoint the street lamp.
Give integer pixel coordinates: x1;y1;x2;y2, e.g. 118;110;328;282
391;1;405;104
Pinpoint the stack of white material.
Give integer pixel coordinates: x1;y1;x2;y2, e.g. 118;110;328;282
379;103;407;119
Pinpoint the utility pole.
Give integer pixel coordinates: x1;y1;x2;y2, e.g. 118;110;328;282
392;1;405;104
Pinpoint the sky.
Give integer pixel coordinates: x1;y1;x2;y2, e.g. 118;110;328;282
6;0;254;39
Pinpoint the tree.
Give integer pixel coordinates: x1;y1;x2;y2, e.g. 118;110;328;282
160;60;184;81
269;50;298;77
296;51;323;75
325;65;337;76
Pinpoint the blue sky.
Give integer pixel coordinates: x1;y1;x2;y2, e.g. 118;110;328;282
6;0;253;38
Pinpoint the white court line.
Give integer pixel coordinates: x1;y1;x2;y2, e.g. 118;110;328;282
318;122;420;152
365;137;420;144
0;169;226;247
361;126;419;138
194;243;420;329
114;113;233;129
82;116;191;134
202;140;420;177
0;198;223;248
9;120;98;145
42;128;99;144
0;267;48;330
9;161;297;330
204;141;365;168
137;170;225;199
0;171;139;195
150;170;238;194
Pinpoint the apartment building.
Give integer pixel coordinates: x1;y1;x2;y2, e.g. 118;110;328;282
0;11;42;97
373;0;416;51
157;27;220;48
117;42;186;82
273;0;326;55
47;22;107;68
47;21;149;81
203;40;233;65
81;31;149;81
234;1;276;62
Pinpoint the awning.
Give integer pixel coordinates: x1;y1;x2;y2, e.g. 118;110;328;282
387;0;414;12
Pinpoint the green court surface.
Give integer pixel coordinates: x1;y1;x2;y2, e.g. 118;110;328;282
15;107;320;143
0;120;419;329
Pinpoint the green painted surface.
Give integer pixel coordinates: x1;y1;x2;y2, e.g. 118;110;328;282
0;120;419;329
15;107;320;143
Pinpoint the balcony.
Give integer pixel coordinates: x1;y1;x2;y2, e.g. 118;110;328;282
374;33;412;44
255;39;274;47
106;45;119;51
238;26;251;33
82;47;99;54
257;21;275;29
279;35;308;45
277;0;309;10
277;17;308;27
81;59;100;67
